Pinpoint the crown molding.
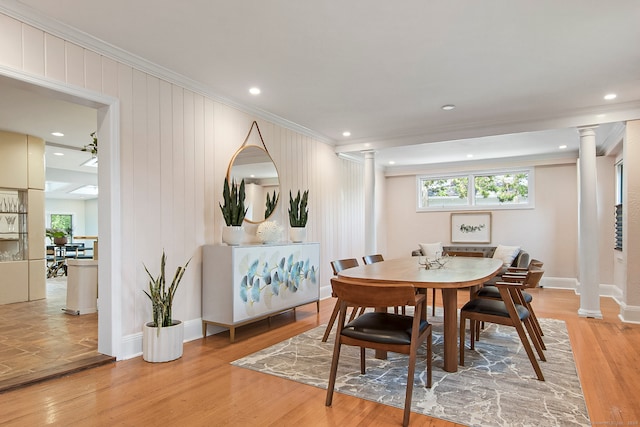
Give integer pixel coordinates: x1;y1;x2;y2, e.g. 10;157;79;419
599;122;626;157
0;0;334;145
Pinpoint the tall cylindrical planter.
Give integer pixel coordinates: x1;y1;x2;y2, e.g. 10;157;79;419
222;226;244;245
289;227;307;243
142;320;184;363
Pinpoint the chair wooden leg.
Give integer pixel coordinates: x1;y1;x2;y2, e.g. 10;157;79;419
360;347;366;374
403;344;418;427
527;301;544;338
513;319;545;381
524;316;546;361
326;340;342;406
322;299;341;342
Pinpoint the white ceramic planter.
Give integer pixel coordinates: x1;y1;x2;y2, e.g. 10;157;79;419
289;227;307;243
142;320;184;363
222;226;245;245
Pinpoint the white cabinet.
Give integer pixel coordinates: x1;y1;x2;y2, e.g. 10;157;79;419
202;242;320;342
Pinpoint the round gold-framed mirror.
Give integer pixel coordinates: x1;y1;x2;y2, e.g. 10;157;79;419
227;144;280;224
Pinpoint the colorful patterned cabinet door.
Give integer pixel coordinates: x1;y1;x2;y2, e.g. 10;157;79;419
202;242;320;342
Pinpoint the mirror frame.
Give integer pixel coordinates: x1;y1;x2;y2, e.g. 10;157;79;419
226;121;280;224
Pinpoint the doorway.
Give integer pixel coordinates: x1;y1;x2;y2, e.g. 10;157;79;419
0;69;120;366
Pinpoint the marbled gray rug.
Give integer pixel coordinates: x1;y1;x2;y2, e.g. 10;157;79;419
232;313;590;427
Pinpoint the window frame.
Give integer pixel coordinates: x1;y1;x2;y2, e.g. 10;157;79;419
416;167;535;212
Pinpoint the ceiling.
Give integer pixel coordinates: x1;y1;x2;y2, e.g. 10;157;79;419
1;1;640;195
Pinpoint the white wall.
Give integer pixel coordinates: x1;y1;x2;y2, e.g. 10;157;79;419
0;12;366;358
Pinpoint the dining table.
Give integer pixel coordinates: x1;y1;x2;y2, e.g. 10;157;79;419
337;256;503;372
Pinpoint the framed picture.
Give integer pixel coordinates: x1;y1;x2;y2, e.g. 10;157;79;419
451;212;492;244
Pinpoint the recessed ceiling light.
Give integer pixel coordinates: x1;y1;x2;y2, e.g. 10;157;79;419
597;114;606;118
441;104;456;111
53;152;64;156
249;87;261;95
604;93;617;100
51;132;64;137
389;161;395;165
467;154;473;158
342;131;351;137
559;145;568;149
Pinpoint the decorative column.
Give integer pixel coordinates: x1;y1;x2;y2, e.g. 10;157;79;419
577;126;602;318
363;150;376;255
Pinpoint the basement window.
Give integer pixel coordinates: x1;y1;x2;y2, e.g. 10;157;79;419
417;168;534;211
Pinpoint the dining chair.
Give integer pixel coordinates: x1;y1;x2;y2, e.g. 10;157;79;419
322;258;362;342
362;254;407;316
362;253;384;265
483;258;543;286
459;278;545;381
476;267;545;347
326;277;432;427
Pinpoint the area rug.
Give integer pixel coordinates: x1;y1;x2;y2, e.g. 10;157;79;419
231;313;590;427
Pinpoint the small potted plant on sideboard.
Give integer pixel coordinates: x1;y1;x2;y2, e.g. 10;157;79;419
288;189;308;243
220;177;247;245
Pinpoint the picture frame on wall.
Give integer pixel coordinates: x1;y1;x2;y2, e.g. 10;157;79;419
451;212;492;244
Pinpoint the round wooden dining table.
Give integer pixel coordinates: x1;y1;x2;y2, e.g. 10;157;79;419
337;256;503;372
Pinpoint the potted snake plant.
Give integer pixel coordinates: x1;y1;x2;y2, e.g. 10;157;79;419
288;190;308;242
142;250;190;362
219;177;247;245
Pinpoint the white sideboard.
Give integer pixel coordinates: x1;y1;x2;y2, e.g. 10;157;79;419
202;242;320;342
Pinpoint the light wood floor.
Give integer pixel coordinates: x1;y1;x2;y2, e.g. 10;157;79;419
0;288;638;426
0;278;113;393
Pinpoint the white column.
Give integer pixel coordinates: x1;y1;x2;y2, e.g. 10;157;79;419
363;150;376;255
577;126;602;318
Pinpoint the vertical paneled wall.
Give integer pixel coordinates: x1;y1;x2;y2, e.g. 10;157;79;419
0;13;365;345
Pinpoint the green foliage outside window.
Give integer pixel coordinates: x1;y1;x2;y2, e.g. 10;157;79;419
50;214;72;237
418;170;531;209
475;173;529;203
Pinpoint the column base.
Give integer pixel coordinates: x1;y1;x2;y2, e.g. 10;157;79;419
578;308;603;319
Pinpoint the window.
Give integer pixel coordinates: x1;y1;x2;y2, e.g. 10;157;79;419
50;214;73;238
417;169;533;211
419;176;469;208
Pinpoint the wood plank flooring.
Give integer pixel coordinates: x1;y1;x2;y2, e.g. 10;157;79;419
0;278;113;393
0;288;638;426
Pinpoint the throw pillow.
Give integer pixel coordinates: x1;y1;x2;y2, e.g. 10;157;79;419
492;244;521;266
419;242;443;259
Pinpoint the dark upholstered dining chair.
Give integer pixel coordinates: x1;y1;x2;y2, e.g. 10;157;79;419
322;258;362;342
476;266;545;348
326;277;432;427
460;274;546;381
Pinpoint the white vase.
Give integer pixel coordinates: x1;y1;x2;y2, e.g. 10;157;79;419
222;225;244;245
289;227;306;243
142;320;184;363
